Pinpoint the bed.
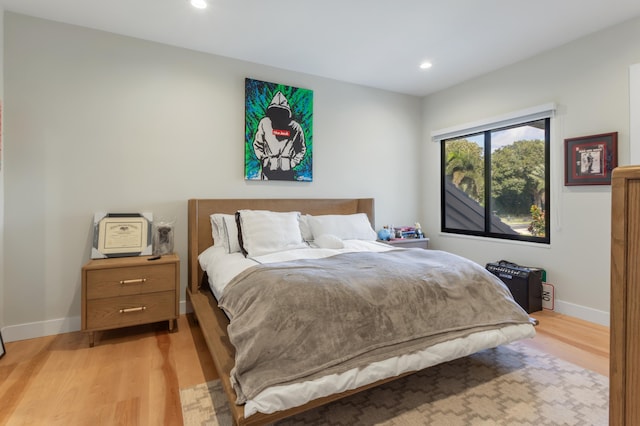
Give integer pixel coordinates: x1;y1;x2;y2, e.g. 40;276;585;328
187;198;536;425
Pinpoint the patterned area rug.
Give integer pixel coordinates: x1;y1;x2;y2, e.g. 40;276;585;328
180;342;608;425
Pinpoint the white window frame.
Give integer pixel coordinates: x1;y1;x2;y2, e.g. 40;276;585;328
431;103;556;143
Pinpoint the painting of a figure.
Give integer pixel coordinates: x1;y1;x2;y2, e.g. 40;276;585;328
245;78;313;181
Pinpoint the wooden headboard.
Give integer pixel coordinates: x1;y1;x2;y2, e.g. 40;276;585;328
187;198;375;293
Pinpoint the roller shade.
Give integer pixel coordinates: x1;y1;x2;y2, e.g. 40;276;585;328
431;103;556;142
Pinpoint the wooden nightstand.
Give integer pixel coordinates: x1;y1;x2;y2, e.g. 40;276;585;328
385;238;430;249
81;254;180;347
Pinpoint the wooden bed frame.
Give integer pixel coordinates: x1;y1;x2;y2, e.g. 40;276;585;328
187;198;420;426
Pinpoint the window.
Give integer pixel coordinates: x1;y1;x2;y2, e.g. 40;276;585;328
440;117;550;244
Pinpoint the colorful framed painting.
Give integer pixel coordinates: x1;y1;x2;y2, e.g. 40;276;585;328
564;132;618;186
244;78;313;181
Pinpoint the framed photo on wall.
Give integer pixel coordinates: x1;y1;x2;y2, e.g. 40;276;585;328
564;132;618;186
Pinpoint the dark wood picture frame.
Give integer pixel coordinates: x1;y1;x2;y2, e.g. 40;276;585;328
564;132;618;186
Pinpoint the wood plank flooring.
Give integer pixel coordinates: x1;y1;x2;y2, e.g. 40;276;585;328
526;310;609;377
0;310;609;425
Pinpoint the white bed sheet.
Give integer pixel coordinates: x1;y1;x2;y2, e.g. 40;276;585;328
198;239;394;299
198;241;536;418
245;323;535;416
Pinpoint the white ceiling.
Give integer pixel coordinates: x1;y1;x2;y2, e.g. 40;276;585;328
2;0;640;96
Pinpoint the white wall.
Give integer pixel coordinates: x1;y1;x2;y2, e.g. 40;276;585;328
4;12;638;339
2;13;422;340
422;16;640;325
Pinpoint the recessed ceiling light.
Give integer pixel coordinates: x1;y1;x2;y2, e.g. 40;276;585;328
419;62;433;70
190;0;207;9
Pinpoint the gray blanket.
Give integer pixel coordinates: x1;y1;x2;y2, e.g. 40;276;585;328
218;249;531;404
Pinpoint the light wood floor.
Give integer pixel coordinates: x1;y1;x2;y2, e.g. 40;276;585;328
0;310;609;425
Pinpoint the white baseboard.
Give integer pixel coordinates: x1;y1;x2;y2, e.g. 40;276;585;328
2;316;82;343
552;299;610;327
1;300;192;343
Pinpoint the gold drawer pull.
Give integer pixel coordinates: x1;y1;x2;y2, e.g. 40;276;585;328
119;278;147;285
119;306;146;313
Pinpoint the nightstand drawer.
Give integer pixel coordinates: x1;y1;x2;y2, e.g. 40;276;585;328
385;238;430;249
86;291;176;330
86;263;175;299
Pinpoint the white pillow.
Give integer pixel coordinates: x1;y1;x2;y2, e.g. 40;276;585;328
222;214;241;254
209;214;229;248
308;213;377;241
298;214;314;242
209;213;241;253
237;210;308;257
313;234;344;249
